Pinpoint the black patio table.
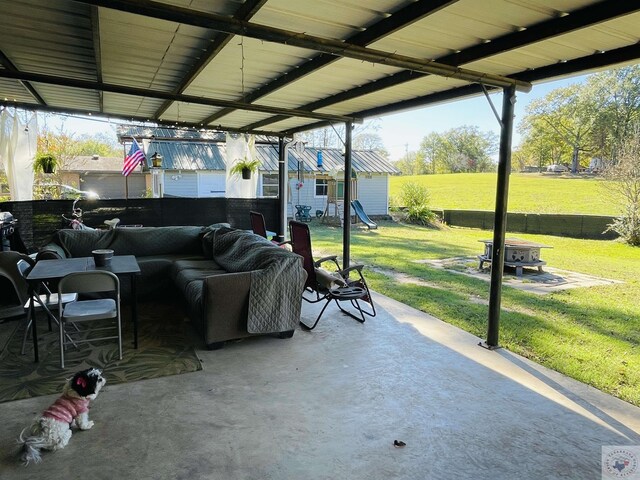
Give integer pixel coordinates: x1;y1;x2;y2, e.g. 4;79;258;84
26;255;141;362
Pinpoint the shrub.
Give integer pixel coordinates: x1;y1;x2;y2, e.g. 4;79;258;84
604;129;640;246
398;182;437;225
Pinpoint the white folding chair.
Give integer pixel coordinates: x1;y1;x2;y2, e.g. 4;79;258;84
57;271;122;368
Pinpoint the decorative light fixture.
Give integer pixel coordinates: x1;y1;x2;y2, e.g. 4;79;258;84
151;151;163;168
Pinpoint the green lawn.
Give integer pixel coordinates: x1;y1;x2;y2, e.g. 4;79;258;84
390;173;618;215
308;221;640;407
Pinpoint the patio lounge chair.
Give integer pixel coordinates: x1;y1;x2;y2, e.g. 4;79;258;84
289;220;376;330
250;211;289;246
250;210;274;240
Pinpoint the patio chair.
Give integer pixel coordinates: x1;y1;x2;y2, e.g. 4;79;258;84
250;211;289;246
57;270;122;368
0;252;77;358
289;220;376;330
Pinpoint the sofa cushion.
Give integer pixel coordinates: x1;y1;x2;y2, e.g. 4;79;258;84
173;264;227;294
49;229;114;257
108;226;205;257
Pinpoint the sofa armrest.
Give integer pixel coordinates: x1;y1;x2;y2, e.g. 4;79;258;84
37;243;67;260
202;271;252;345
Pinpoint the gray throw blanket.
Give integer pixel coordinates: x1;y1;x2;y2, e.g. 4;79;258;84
210;228;305;334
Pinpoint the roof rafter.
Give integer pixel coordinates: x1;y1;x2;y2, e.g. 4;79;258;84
0;100;288;138
200;0;459;125
0;49;46;106
74;0;530;92
0;69;359;123
284;43;640;136
153;0;268;119
243;0;640;131
90;5;104;112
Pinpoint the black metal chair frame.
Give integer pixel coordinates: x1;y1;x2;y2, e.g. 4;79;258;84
289;220;376;330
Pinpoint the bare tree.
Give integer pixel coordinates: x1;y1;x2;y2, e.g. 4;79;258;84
604;128;640;246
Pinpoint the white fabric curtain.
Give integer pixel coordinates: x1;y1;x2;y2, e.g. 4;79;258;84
0;108;37;200
225;133;257;198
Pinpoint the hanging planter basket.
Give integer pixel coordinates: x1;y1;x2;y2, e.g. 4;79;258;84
230;158;260;180
33;153;58;174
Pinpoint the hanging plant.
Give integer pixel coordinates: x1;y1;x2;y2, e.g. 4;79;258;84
230;158;260;180
33;153;58;174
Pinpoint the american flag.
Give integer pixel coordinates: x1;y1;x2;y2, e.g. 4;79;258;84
122;138;145;176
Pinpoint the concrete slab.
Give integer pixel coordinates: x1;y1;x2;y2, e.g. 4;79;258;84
0;293;638;479
419;257;622;295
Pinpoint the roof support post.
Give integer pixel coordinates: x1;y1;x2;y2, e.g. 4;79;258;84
276;136;287;242
485;85;516;348
343;122;353;270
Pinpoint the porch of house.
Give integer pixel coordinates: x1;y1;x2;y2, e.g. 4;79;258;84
1;291;638;479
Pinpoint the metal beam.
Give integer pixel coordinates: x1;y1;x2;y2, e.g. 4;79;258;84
75;0;530;92
0;49;46;106
247;0;640;131
154;0;268;119
486;86;516;348
201;0;458;125
0;101;288;138
90;6;104;112
343;122;353;270
0;70;359;124
285;42;640;136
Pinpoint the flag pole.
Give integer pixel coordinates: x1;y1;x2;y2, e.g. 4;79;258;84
123;141;129;199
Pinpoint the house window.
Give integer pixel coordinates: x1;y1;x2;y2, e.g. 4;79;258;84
261;174;279;197
315;179;344;198
315;179;328;197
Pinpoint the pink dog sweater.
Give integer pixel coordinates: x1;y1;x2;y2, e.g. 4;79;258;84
43;395;90;423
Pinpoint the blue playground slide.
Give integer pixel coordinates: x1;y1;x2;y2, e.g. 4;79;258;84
351;200;377;229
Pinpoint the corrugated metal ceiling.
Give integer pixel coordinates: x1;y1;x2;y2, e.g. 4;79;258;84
0;0;638;135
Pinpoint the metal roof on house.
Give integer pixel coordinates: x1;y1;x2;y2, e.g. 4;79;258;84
140;141;397;174
1;1;638;135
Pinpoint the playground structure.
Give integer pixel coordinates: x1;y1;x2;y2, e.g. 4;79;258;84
320;178;377;229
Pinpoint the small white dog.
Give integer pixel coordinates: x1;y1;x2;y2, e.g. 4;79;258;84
19;368;106;465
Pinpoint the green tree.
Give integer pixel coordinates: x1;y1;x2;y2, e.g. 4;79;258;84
418;126;497;174
523;84;599;173
588;65;640;160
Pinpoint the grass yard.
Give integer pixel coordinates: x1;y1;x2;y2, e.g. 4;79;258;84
390;173;618;215
308;220;640;407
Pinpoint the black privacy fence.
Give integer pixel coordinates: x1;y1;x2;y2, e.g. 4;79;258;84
0;197;280;252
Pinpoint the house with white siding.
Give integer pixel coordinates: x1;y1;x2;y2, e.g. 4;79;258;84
115;128;398;217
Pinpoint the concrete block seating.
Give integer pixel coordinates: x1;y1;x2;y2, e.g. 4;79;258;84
37;225;306;349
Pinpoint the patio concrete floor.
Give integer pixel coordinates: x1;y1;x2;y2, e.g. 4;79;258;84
0;292;638;479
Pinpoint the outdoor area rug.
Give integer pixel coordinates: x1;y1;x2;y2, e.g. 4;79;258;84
0;300;202;403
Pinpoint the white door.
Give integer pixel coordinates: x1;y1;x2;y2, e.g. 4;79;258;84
197;172;226;197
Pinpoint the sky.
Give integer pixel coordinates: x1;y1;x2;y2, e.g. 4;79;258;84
46;74;590;162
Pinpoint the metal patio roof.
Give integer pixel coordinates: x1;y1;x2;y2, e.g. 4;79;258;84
1;0;639;136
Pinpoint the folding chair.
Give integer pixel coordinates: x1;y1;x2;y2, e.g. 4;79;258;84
0;252;77;358
289;220;376;330
58;271;122;368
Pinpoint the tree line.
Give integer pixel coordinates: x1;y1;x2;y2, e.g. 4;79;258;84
393;65;640;175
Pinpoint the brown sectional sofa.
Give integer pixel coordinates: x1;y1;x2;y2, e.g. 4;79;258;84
38;225;306;349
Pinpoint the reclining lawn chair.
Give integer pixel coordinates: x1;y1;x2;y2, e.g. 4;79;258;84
289;220;376;330
249;211;289;247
